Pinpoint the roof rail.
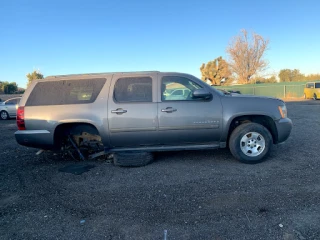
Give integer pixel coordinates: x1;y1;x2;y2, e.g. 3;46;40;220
46;71;160;78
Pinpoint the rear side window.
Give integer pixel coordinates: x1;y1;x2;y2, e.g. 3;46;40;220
306;83;314;88
26;78;106;106
315;83;320;88
5;98;19;105
114;77;152;103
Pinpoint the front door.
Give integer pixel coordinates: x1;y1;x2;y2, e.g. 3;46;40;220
108;74;158;147
158;75;222;145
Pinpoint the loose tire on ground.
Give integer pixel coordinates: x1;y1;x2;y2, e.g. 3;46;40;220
0;111;9;120
229;122;273;164
113;152;154;167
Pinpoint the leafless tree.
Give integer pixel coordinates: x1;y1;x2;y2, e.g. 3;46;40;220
226;30;269;84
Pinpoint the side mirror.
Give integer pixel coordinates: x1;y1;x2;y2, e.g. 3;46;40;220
192;89;212;99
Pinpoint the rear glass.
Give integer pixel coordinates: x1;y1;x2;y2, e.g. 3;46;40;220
26;78;106;106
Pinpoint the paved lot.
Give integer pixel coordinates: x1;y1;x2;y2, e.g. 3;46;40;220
1;101;320;240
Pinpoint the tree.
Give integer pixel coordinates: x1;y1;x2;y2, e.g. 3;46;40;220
26;70;44;87
1;81;18;94
305;74;320;81
278;69;291;82
278;69;305;82
200;56;231;85
226;29;269;84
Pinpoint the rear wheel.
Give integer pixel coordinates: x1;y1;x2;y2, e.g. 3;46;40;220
59;124;105;161
0;111;9;120
229;123;273;164
313;93;318;100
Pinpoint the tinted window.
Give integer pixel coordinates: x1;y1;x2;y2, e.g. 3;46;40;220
161;76;202;101
315;83;320;88
114;77;152;102
26;78;106;106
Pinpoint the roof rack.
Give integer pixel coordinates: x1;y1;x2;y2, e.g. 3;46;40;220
46;71;160;78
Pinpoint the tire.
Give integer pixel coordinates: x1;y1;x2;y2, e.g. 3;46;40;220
0;111;9;120
313;94;318;100
113;152;154;167
229;123;273;164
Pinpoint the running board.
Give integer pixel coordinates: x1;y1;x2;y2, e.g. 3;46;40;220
105;143;221;153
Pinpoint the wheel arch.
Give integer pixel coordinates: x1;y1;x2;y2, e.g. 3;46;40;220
53;122;100;148
225;114;278;144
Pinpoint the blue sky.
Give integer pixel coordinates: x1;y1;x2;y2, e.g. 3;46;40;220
1;0;320;88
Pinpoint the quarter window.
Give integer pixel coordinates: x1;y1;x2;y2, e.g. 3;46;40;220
161;76;202;101
25;78;106;106
114;77;153;103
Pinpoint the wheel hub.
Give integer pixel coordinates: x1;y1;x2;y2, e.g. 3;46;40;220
240;132;266;157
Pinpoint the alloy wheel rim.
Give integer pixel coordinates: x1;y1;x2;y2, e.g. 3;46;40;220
1;111;8;119
240;132;266;157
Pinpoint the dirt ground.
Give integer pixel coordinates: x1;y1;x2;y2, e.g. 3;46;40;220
1;100;320;240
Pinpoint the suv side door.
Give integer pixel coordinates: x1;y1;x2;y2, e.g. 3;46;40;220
157;74;223;145
107;74;158;147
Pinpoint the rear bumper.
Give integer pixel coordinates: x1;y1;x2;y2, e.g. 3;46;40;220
274;118;292;144
15;130;55;149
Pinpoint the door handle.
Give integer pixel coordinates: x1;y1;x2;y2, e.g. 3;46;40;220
161;107;177;113
111;108;127;114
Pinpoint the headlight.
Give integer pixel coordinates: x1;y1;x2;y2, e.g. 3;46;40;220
278;105;287;118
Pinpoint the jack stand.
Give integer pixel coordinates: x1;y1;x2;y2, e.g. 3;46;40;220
68;135;86;161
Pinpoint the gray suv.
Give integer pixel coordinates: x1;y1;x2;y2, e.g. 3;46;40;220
15;72;292;166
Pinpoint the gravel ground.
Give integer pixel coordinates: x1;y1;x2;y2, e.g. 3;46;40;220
1;100;320;240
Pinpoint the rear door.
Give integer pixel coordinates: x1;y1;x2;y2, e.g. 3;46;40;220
107;74;158;147
5;98;19;116
157;74;223;145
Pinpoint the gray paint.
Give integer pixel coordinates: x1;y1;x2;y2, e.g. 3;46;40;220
15;71;292;152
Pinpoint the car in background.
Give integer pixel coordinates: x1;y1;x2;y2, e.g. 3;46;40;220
217;89;241;96
304;82;320;100
0;97;21;120
163;88;191;100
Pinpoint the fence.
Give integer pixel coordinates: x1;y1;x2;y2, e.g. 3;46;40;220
216;82;306;98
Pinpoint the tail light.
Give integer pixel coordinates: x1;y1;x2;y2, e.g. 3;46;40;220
17;106;26;130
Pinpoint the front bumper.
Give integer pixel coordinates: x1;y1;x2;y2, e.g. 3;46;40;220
15;130;55;149
274;118;292;144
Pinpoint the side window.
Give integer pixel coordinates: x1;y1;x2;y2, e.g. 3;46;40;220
161;76;202;101
25;78;106;106
307;83;314;89
114;77;152;103
5;99;17;105
315;83;320;88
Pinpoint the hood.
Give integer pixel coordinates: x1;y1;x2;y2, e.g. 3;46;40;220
227;94;284;103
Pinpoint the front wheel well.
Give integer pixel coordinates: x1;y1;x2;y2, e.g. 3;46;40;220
53;123;100;149
228;115;278;144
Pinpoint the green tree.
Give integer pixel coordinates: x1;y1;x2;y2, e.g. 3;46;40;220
305;74;320;81
200;56;231;85
226;29;269;84
26;70;44;87
1;81;18;94
279;69;305;82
